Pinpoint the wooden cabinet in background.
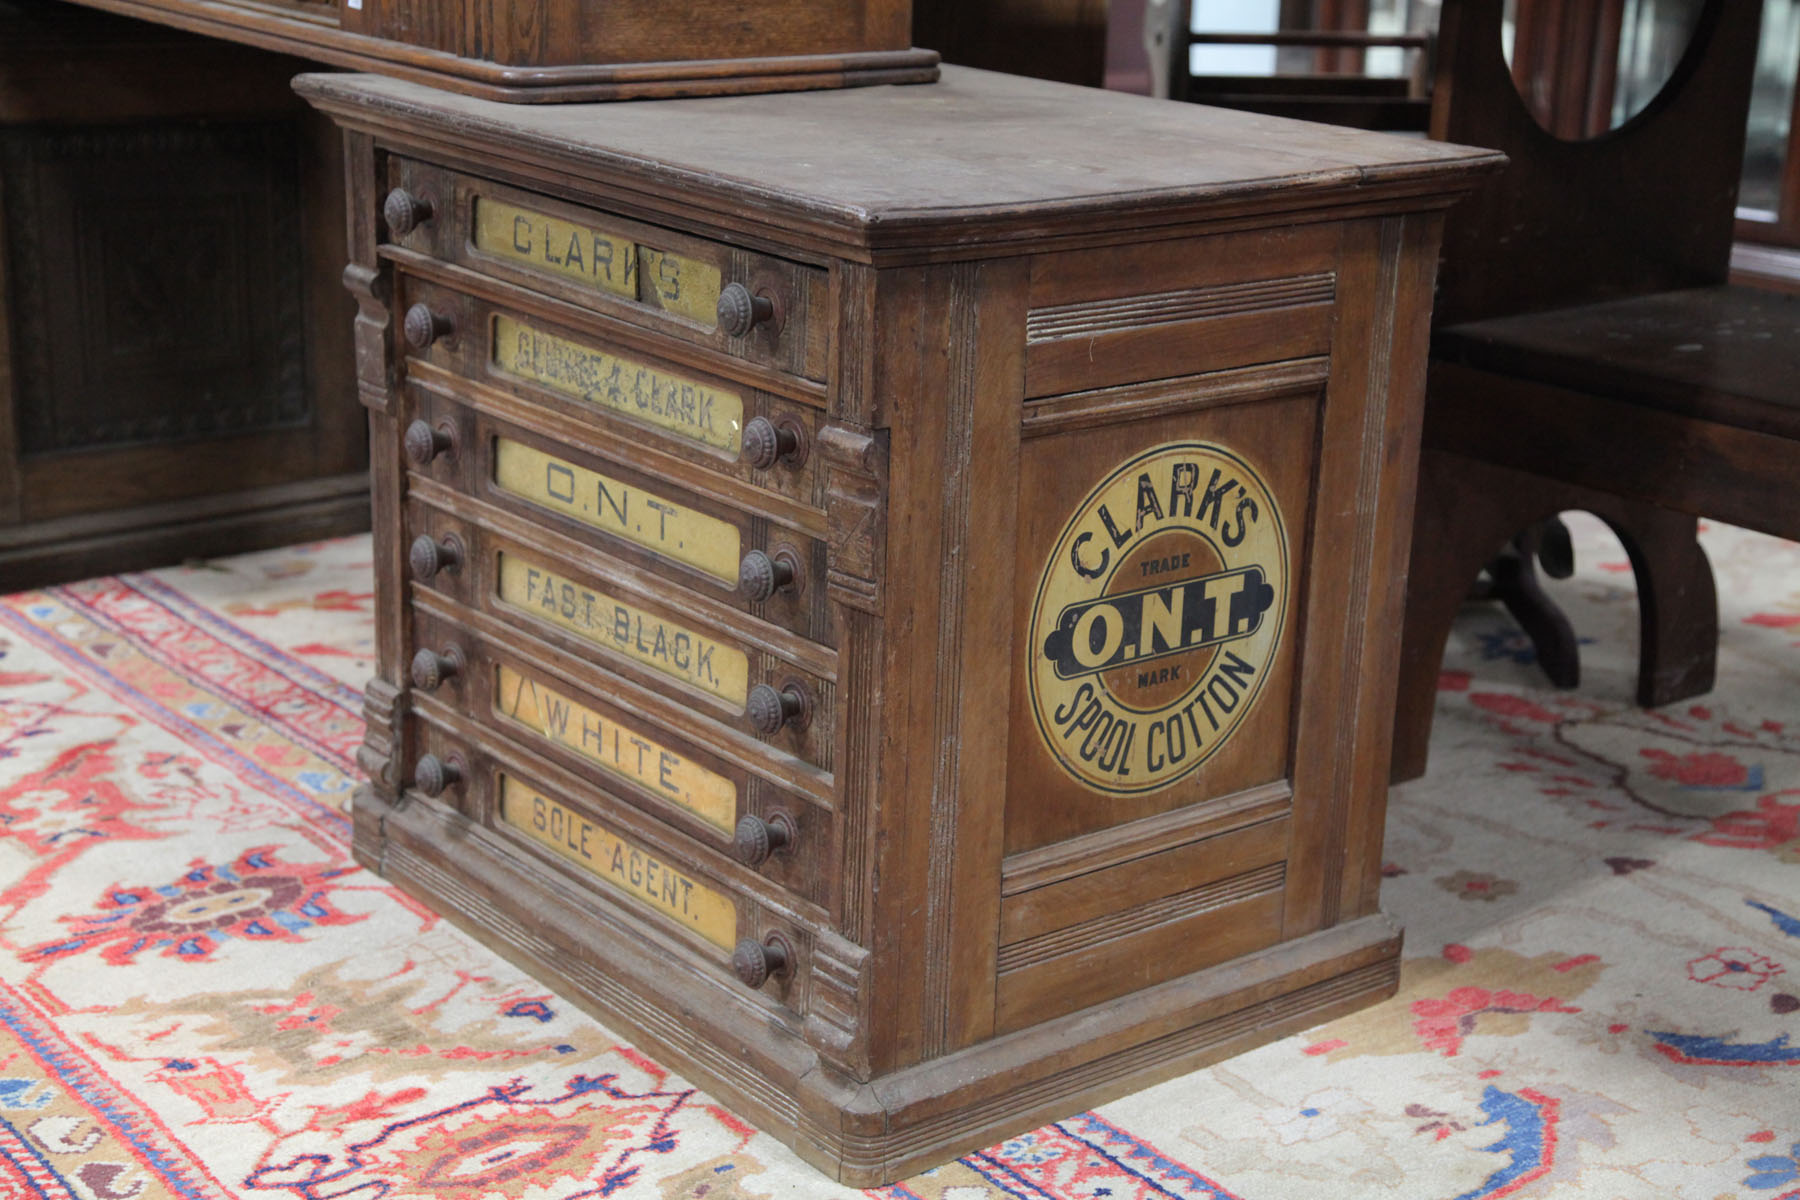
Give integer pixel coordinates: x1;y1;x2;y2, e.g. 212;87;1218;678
0;0;367;590
299;66;1499;1184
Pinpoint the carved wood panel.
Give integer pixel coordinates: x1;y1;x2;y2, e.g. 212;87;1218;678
2;121;307;456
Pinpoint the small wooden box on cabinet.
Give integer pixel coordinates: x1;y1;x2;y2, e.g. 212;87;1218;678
54;0;938;102
299;67;1500;1185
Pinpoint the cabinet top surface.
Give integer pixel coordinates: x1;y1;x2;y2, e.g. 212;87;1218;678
298;66;1500;248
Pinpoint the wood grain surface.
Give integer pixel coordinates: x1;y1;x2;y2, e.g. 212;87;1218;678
296;66;1502;257
308;67;1500;1184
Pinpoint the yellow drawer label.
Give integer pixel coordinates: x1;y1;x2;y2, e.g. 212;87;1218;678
494;664;737;833
637;247;723;326
474;196;637;299
500;775;737;949
496;552;749;705
494;438;740;583
491;315;743;454
473;198;722;326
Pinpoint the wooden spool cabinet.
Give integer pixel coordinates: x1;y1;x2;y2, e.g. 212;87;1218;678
300;67;1500;1184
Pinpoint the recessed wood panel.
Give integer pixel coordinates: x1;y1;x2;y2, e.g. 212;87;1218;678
3;121;306;456
1004;390;1320;854
1000;814;1290;944
995;879;1288;1032
1022;227;1340;397
0;4;364;586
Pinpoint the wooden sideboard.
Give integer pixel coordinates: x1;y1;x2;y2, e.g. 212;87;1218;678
0;0;368;589
54;0;939;101
299;65;1500;1183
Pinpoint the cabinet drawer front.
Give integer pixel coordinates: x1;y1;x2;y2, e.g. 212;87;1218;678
503;771;743;949
404;359;827;520
450;412;833;643
489;313;746;452
400;350;826;572
383;159;827;382
495;436;745;585
400;371;833;642
405;605;835;905
399;716;817;1018
494;660;740;834
402;505;837;773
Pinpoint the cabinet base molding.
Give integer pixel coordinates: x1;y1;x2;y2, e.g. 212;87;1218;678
357;785;1401;1186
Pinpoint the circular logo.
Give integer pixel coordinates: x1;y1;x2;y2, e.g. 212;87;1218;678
1028;441;1288;796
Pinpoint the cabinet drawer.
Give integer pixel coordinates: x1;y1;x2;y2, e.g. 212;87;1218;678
394;276;828;520
403;395;832;643
400;714;817;1015
405;608;833;907
382;159;828;382
401;341;825;520
402;505;837;773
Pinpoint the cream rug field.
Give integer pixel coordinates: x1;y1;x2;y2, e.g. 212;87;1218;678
0;515;1795;1199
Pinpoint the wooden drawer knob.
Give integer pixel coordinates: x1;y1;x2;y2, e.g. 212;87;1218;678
409;533;463;581
403;303;454;350
383;188;433;236
746;682;808;737
738;549;798;602
732;813;795;866
404;419;456;466
740;416;804;470
410;645;465;691
731;934;791;988
716;283;774;337
413;753;462;797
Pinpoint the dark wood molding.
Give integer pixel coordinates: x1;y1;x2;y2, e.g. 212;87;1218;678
55;0;936;103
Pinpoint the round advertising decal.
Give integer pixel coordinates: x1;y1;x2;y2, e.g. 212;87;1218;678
1028;441;1288;796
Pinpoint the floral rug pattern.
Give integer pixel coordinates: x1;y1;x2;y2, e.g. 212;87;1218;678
0;516;1796;1199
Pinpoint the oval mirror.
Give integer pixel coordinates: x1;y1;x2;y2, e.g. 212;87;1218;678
1503;0;1708;138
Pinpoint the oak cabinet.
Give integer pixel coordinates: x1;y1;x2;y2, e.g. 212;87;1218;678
300;66;1499;1184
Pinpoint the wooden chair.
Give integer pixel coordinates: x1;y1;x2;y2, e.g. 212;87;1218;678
1390;0;1800;782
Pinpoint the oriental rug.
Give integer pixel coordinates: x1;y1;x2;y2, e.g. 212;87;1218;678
0;515;1795;1199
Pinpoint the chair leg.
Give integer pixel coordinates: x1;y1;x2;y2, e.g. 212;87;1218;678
1488;534;1581;690
1393;454;1721;782
1392;452;1557;783
1600;503;1717;708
